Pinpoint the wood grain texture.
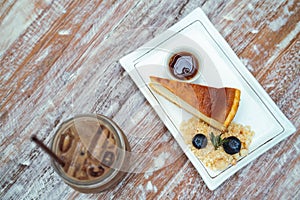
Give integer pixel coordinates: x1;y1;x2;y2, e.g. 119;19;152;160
0;0;299;199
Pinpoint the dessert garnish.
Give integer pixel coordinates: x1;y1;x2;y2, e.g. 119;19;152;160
222;136;241;155
209;132;226;150
209;132;241;155
192;134;208;149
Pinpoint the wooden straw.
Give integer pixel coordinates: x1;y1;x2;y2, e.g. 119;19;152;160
31;135;65;167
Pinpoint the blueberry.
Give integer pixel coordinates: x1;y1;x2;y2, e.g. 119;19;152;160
192;134;207;149
222;136;241;155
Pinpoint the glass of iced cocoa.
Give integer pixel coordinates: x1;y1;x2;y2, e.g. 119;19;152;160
50;114;130;193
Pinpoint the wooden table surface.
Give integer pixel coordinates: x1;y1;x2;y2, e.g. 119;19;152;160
1;0;299;199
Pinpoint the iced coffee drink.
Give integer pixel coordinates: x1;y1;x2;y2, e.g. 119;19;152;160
51;114;130;193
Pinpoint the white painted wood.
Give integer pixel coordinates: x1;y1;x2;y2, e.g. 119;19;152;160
0;0;299;199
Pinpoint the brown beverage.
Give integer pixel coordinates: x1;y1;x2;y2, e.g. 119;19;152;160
51;114;130;193
168;51;199;81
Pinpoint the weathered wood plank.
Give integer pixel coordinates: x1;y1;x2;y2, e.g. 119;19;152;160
0;0;299;199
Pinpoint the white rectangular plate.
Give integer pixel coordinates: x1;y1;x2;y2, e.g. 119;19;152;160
119;7;296;190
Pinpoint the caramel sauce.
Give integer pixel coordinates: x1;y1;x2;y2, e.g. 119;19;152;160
168;51;199;80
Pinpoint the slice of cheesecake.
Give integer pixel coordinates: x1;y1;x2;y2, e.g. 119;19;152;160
149;76;241;131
